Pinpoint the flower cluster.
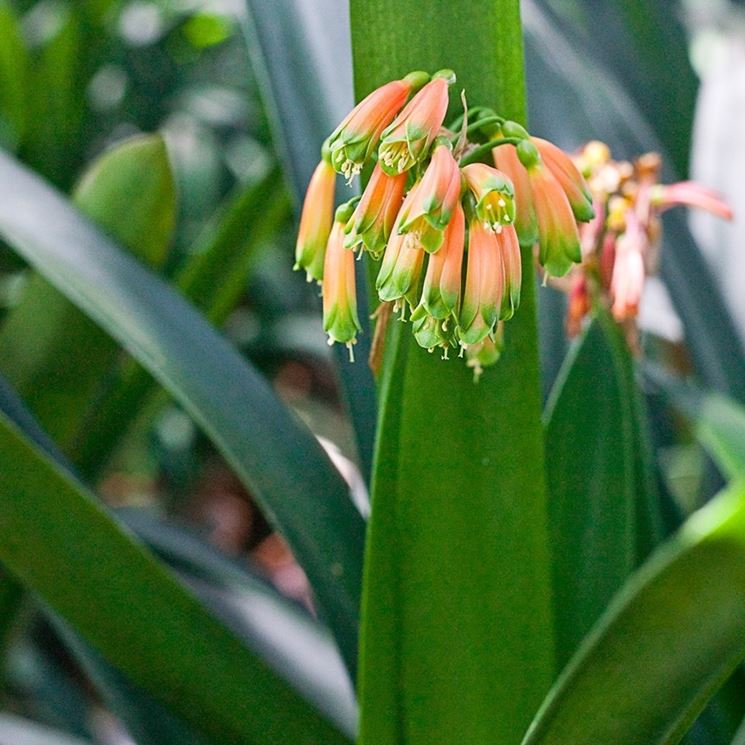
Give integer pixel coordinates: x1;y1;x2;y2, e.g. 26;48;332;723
556;142;733;344
294;70;595;375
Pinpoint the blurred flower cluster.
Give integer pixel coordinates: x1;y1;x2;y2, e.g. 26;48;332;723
559;142;733;347
294;71;596;376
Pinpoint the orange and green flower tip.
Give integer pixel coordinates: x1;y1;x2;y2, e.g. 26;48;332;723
397;138;462;253
461;162;517;233
497;224;522;320
458;217;504;346
492;143;538;247
344;163;407;259
375;215;426;306
419;202;466;319
326;74;425;183
532;137;595;222
528;163;582;278
465;330;503;382
411;306;457;357
378;73;453;176
294;159;336;283
322;202;362;356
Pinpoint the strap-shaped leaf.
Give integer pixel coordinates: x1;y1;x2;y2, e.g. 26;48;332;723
0;149;365;673
522;480;745;745
0;408;351;745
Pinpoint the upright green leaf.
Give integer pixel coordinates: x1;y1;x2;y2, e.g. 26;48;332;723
0;409;351;745
0;0;27;149
544;316;636;666
523;480;745;745
0;149;364;673
0;135;176;448
351;3;554;743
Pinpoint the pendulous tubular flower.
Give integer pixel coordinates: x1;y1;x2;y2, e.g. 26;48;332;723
650;181;734;220
326;71;429;182
493;143;538;247
461;162;517;233
610;211;646;322
322;202;362;357
294;159;336;282
344;163;407;259
378;70;455;176
397;138;462;253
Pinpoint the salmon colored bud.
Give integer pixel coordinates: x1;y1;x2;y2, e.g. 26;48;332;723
294;160;336;282
493;145;538;246
322;210;361;355
378;74;452;176
611;212;647;321
419;203;466;319
650;181;733;221
532;137;595;222
344;164;407;259
326;77;416;182
528;163;582;278
398;140;462;253
376;206;425;305
458;219;503;346
461;162;516;233
498;225;522;320
566;272;590;337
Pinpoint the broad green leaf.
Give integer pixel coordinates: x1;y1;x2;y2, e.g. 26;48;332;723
241;0;377;481
0;134;176;448
73;164;291;476
0;409;351;745
522;480;745;745
351;3;554;743
0;0;27;149
544;317;636;666
0;149;364;673
0;714;92;745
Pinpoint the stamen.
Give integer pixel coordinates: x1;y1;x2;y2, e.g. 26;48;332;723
347;342;356;363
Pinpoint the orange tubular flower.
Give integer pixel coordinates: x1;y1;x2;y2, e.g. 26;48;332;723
532;137;595;222
375;225;425;308
344;164;407;259
326;71;428;182
322;206;361;355
528;162;582;278
397;139;462;253
498;224;522;320
294;159;336;282
378;70;454;176
650;181;734;220
461;162;517;234
458;218;504;346
418;203;466;319
493;144;538;246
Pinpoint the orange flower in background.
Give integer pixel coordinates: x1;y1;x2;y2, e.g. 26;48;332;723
344;163;407;259
294;159;336;282
378;71;454;176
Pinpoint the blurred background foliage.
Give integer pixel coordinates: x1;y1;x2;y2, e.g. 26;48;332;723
0;0;744;742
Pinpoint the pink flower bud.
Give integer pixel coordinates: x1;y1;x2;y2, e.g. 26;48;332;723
532;137;595;222
294;159;336;282
344;163;407;259
651;181;733;221
528;163;582;278
378;73;453;176
610;211;647;321
492;144;538;246
322;212;361;353
397;140;462;253
462;162;517;233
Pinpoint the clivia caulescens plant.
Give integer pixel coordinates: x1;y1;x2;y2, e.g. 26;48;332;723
295;70;732;376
